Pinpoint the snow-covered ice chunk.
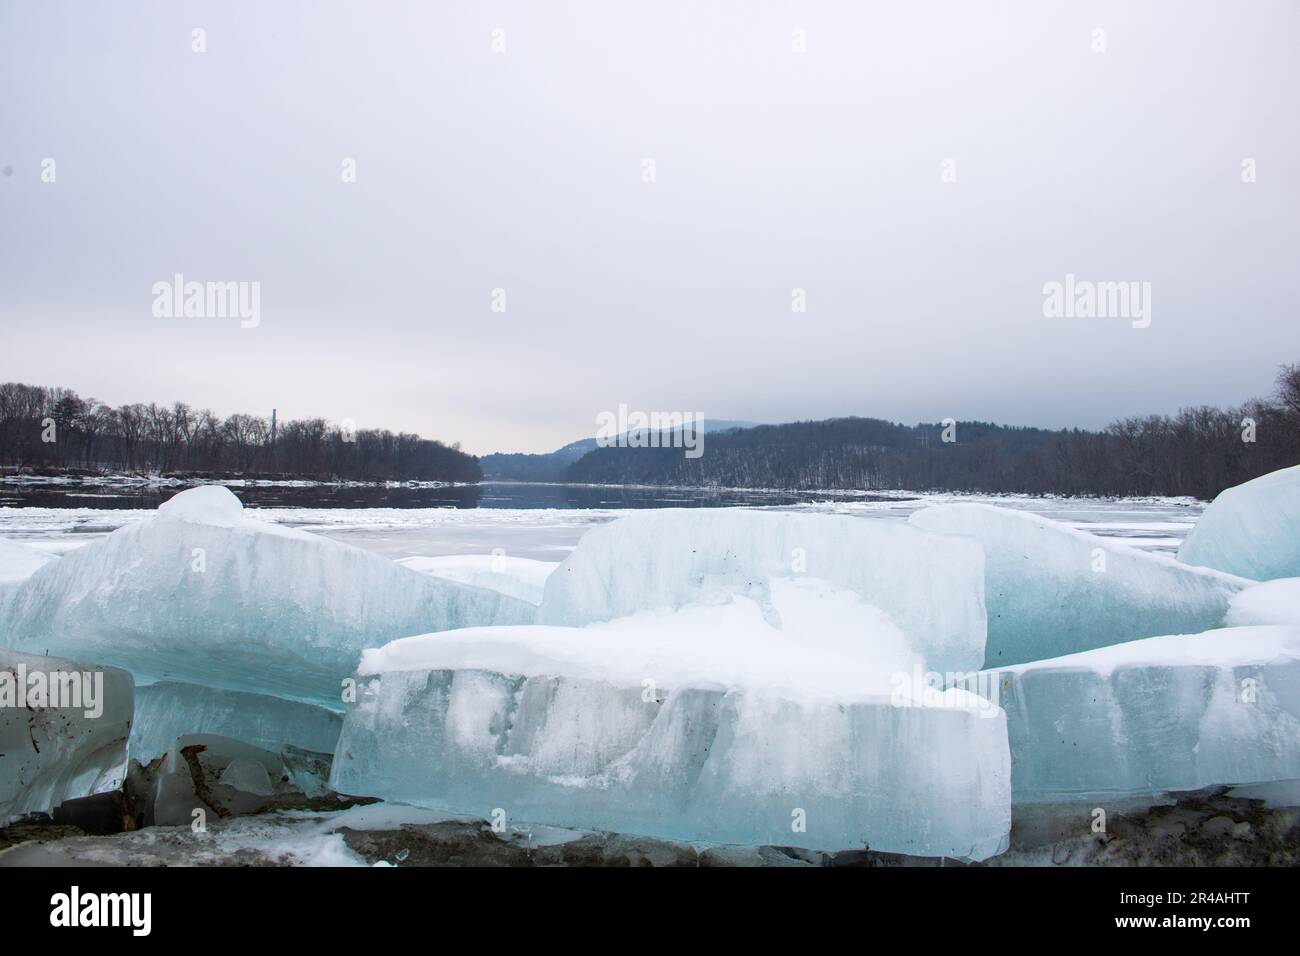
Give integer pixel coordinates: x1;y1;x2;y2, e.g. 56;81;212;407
1;486;536;700
538;508;987;674
1179;465;1300;580
1223;579;1300;627
0;649;133;821
961;626;1300;802
361;581;926;697
130;681;343;762
157;483;245;525
909;503;1247;668
397;554;558;605
331;596;1012;861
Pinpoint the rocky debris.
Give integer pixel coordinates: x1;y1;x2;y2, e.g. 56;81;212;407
51;789;137;835
3;785;1295;867
0;733;374;852
147;734;377;827
0;815;329;866
342;821;704;867
982;788;1300;867
0;817;83;854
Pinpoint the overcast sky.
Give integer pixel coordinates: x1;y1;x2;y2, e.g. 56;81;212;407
2;1;1298;454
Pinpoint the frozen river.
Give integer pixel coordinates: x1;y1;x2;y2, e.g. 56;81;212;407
0;482;1204;562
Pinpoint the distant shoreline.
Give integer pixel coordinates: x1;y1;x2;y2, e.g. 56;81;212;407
0;471;469;490
0;471;1209;505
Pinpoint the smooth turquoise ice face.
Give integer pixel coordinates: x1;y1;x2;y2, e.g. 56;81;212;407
332;667;1012;862
961;626;1300;802
130;681;343;762
1179;465;1300;581
909;503;1249;668
0;487;536;703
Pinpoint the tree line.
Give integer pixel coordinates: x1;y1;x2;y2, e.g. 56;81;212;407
566;365;1300;500
0;384;481;483
6;366;1298;497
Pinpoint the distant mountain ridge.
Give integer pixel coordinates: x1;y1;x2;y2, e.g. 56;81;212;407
561;405;1300;500
486;363;1300;498
481;419;760;482
491;363;1300;497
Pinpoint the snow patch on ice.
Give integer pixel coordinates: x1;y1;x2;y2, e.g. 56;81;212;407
361;582;922;702
1223;578;1300;628
538;508;987;674
397;554;558;605
156;484;244;526
995;624;1300;678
